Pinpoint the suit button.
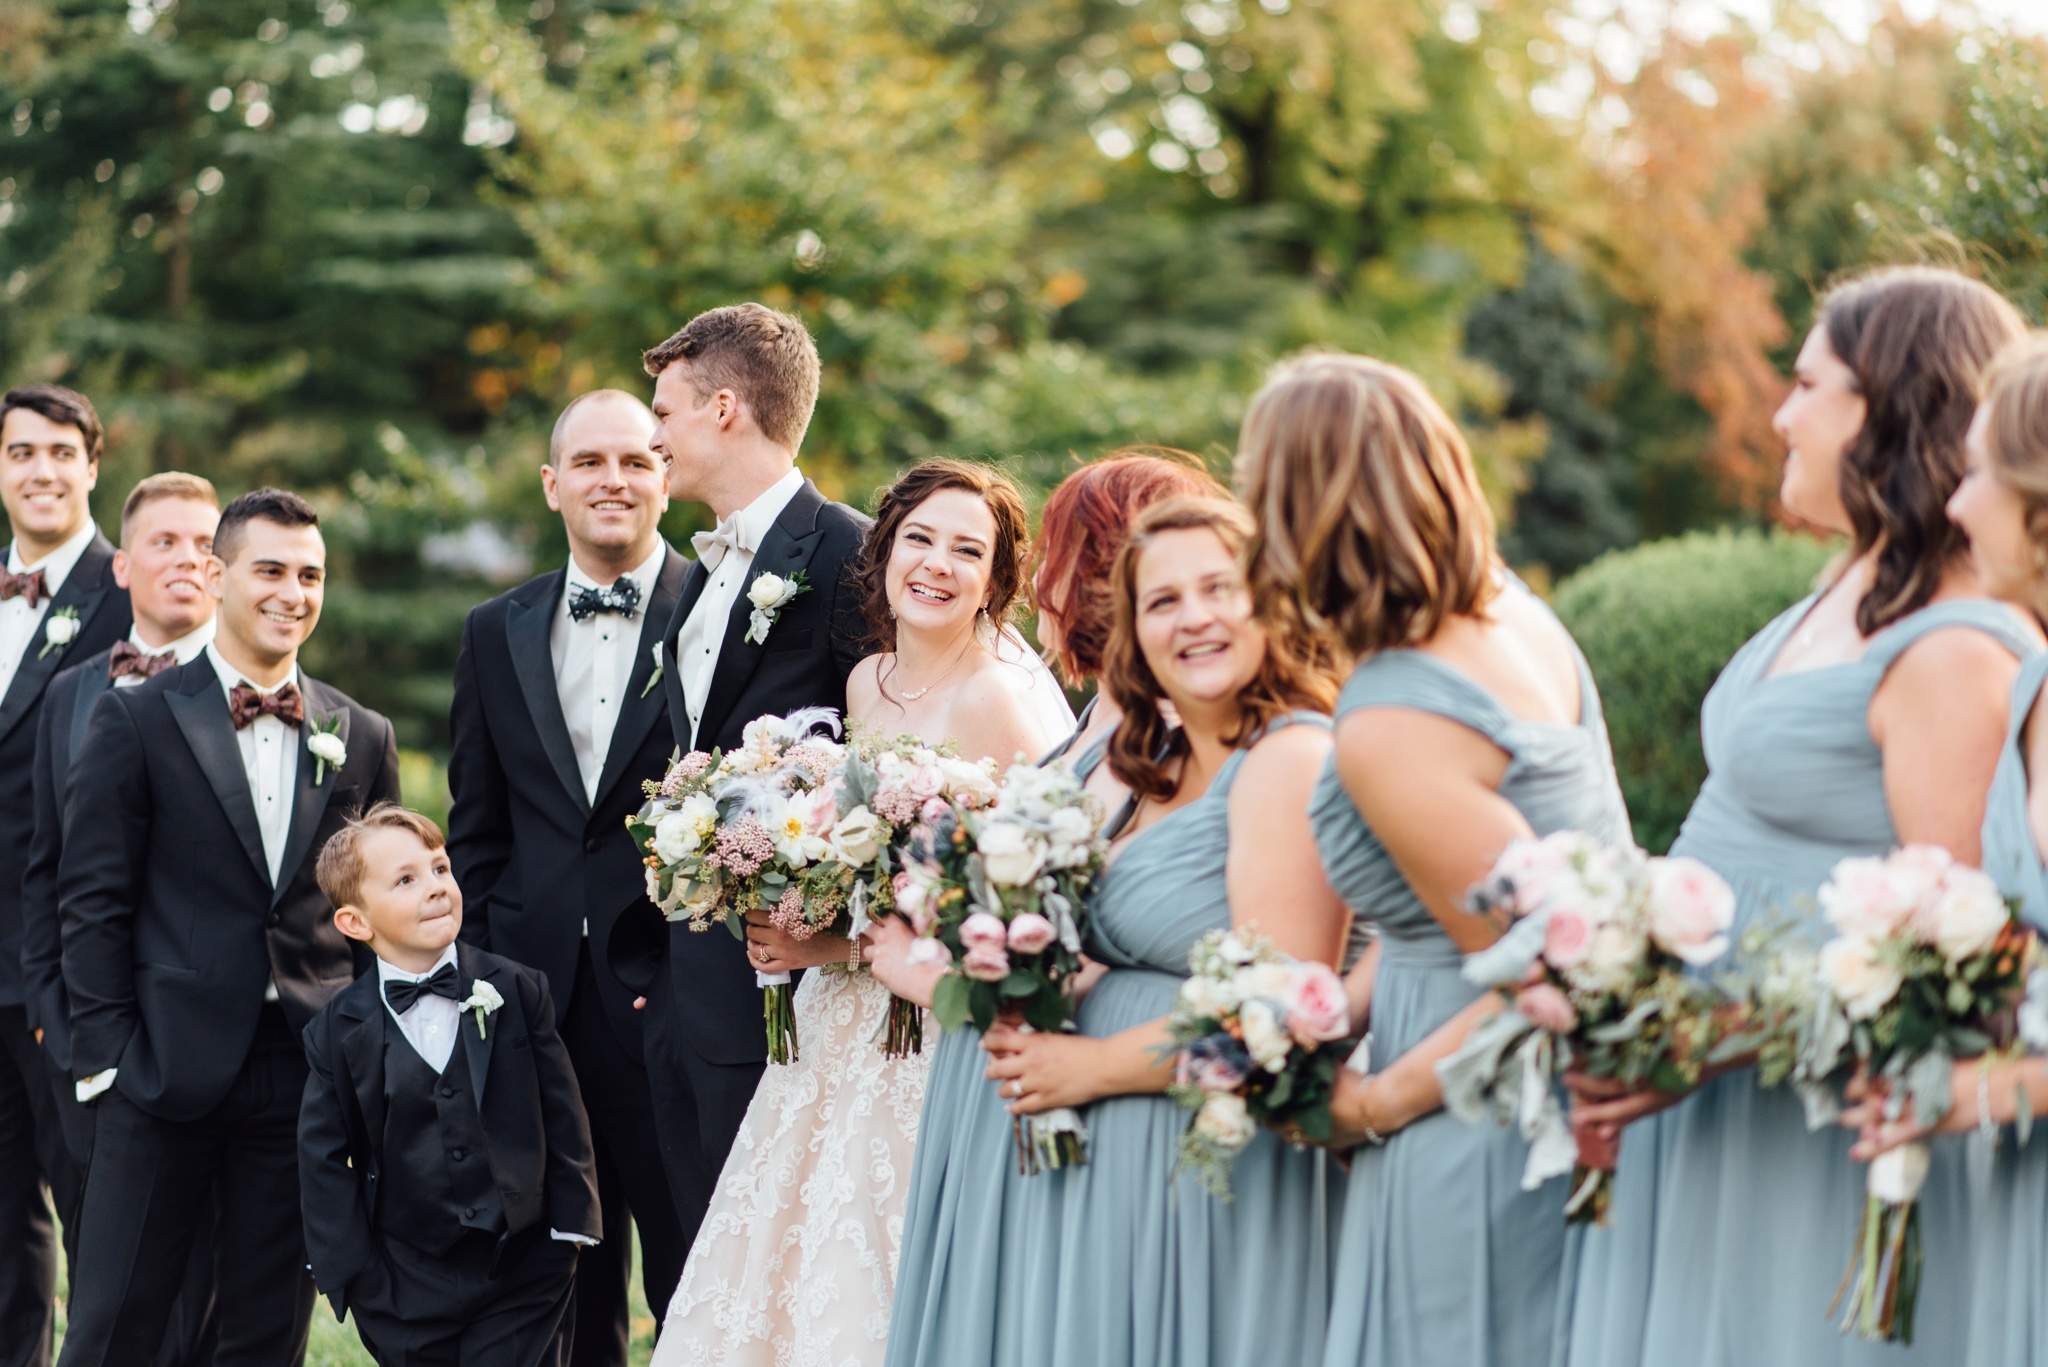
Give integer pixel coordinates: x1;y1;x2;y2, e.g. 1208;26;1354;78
464;1207;477;1219
584;837;601;854
265;913;280;928
451;1148;466;1161
441;1086;455;1099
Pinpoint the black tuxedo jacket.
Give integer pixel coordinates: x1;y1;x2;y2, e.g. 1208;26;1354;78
297;943;600;1318
58;658;401;1121
20;644;123;1071
613;479;869;1066
0;531;131;1008
445;546;688;1061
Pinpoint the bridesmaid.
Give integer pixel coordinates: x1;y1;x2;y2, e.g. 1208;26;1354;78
874;449;1225;1367
1237;353;1631;1367
980;497;1347;1367
1856;333;2048;1366
1560;266;2037;1367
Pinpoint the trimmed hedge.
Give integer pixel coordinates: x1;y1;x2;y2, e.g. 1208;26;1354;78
1552;528;1838;854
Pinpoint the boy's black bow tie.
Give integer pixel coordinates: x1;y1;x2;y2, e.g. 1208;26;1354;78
385;962;460;1015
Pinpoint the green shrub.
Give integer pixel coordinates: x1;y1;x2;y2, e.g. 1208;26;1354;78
1552;528;1838;853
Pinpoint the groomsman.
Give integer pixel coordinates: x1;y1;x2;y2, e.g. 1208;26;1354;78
20;473;222;1364
620;303;869;1249
0;385;131;1367
446;389;689;1365
56;488;401;1367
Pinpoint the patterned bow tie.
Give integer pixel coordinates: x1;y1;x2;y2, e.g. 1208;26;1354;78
568;577;642;622
0;569;47;608
690;521;747;572
228;681;305;729
108;641;177;682
385;962;460;1015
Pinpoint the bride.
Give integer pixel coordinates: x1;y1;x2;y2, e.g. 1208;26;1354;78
652;458;1072;1366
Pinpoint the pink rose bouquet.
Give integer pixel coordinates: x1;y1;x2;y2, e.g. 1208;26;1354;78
1166;929;1355;1198
1436;830;1740;1226
1794;846;2033;1343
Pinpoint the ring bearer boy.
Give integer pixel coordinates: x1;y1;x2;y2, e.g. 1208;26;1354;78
299;803;600;1366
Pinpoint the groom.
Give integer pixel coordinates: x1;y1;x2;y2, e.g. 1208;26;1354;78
620;303;868;1250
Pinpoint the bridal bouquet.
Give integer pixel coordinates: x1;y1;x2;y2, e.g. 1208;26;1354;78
1794;846;2032;1344
1166;928;1352;1199
628;709;855;1064
1436;831;1742;1226
903;760;1105;1172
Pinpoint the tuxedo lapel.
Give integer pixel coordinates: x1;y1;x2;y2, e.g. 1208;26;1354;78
164;668;268;884
336;978;389;1163
64;663;113;780
456;944;501;1111
505;573;589;816
594;546;687;808
0;532;118;744
273;679;349;908
696;484;828;746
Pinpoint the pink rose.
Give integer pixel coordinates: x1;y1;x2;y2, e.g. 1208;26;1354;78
1646;856;1735;967
906;937;953;969
905;763;946;801
1282;961;1351;1045
961;944;1011;981
1543;906;1593;969
959;912;1008;951
797;782;841;834
921;796;953;823
1823;848;1949;942
1515;981;1580;1034
1006;912;1056;955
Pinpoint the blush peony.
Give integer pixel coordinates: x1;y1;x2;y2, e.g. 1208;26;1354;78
1646;856;1735;966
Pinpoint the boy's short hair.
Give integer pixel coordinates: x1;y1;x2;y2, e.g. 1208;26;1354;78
120;472;220;545
317;802;446;911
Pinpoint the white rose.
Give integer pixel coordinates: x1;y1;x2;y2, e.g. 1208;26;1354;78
747;573;788;610
1239;998;1293;1073
1193;1093;1256;1151
1044;806;1096;867
644;866;663;904
307;732;348;767
1567;921;1646;994
978;821;1048;887
1930;867;2010;963
1819;936;1904;1021
653;810;703;865
828;805;887;867
43;614;77;645
1238;962;1293;1003
1177;974;1235;1018
680;792;720;841
938;756;1001;808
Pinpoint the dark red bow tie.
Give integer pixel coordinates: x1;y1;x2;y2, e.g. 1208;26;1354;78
228;681;304;730
108;641;176;682
0;569;47;608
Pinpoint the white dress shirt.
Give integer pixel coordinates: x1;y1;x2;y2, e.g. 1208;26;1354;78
0;520;97;700
379;943;462;1074
113;619;215;688
551;545;665;805
674;467;805;747
209;643;301;887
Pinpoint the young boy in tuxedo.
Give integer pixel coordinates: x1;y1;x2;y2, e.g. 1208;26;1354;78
298;803;600;1367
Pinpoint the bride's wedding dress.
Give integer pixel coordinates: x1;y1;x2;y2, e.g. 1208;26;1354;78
651;626;1073;1367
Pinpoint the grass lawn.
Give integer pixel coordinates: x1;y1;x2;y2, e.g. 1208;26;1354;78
53;1223;661;1364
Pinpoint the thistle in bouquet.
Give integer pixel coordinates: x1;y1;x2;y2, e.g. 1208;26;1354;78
626;709;848;1064
1435;831;1741;1226
908;761;1105;1172
1166;928;1352;1199
1794;845;2033;1344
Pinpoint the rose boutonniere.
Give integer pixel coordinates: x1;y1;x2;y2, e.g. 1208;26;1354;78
743;570;811;645
458;979;504;1039
640;640;665;699
307;718;347;785
38;607;79;660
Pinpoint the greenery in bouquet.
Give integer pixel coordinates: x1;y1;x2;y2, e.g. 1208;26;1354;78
1166;929;1353;1200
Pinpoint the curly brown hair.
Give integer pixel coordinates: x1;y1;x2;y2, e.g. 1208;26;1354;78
1818;266;2027;634
1103;498;1339;800
860;458;1032;653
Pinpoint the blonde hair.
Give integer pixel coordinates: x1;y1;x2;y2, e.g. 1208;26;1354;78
120;472;219;546
1981;334;2048;562
316;802;446;911
1238;353;1497;659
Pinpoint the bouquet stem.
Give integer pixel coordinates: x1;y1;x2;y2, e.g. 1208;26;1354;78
883;995;924;1059
1830;1142;1927;1343
1563;1164;1614;1227
1011;1108;1089;1175
762;980;798;1065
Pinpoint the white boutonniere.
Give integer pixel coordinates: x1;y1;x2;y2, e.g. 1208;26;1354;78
37;606;79;659
457;979;504;1038
306;717;347;785
640;640;665;698
743;569;811;645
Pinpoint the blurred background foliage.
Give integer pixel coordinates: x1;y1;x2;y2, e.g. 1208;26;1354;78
1;0;2044;788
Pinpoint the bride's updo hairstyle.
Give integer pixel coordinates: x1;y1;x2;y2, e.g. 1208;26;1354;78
1980;336;2048;599
1033;448;1226;688
1238;352;1497;659
1817;267;2027;633
860;458;1032;652
1103;497;1337;799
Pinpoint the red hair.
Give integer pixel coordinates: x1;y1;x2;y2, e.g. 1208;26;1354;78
1033;448;1226;686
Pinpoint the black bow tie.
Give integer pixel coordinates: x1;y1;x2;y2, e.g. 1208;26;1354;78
568;578;642;622
385;962;460;1015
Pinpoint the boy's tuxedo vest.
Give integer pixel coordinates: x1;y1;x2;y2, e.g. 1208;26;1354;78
379;1030;504;1253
